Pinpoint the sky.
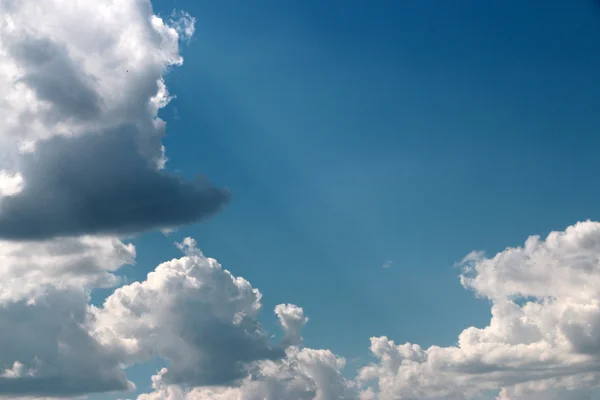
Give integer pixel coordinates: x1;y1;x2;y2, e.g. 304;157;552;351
1;0;600;399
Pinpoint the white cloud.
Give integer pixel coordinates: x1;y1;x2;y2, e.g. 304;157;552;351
0;170;23;196
137;346;357;400
93;238;285;387
0;2;598;397
358;220;600;399
136;321;357;400
3;222;600;398
0;0;229;241
170;11;197;42
90;239;357;400
275;303;309;347
0;0;184;153
0;236;135;302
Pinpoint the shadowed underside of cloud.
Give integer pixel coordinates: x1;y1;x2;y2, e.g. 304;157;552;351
0;288;132;397
0;127;231;240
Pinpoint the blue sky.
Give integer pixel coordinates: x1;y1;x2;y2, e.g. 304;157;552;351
2;1;600;399
115;0;600;396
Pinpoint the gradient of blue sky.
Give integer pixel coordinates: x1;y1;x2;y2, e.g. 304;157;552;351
88;0;600;397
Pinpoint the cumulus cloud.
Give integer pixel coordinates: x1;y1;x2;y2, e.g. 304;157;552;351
137;346;357;400
2;0;599;399
275;303;309;347
358;220;600;399
6;222;600;399
0;232;135;396
94;238;285;387
0;0;229;240
91;239;358;400
0;288;133;397
0;235;135;302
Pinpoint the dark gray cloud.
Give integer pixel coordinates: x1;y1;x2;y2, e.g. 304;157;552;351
0;126;230;240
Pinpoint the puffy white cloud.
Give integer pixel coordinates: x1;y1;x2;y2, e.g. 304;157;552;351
0;170;23;196
358;220;600;399
275;303;308;347
78;238;356;400
94;238;285;387
0;0;229;240
137;346;357;400
7;221;600;399
0;0;181;148
0;235;135;302
136;320;357;400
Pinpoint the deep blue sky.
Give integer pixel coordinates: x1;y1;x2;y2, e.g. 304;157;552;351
102;1;600;396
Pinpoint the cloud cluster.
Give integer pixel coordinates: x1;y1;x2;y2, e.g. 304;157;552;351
0;235;135;302
137;346;356;400
94;238;285;387
358;220;600;399
0;0;229;241
1;0;598;399
4;221;600;399
98;239;357;400
0;0;230;396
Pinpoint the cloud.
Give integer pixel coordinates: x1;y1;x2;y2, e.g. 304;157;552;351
358;220;600;399
0;0;229;240
0;288;133;397
0;233;135;397
0;127;230;240
169;11;196;42
5;222;600;399
95;239;358;400
0;170;23;196
0;235;135;302
94;238;285;387
275;304;309;347
382;260;392;269
2;0;599;399
137;346;357;400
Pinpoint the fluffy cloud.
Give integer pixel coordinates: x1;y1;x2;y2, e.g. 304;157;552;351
275;303;309;347
92;239;357;400
358;220;600;399
0;0;229;240
94;238;285;387
5;222;600;399
1;0;598;399
137;346;356;400
0;288;133;397
0;235;135;302
0;235;136;397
